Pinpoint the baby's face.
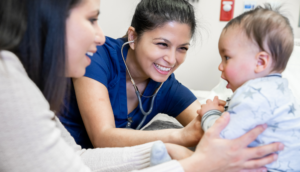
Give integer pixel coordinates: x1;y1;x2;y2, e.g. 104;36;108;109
218;26;259;92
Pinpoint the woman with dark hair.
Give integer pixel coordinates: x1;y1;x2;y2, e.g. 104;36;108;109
0;0;283;171
60;0;205;149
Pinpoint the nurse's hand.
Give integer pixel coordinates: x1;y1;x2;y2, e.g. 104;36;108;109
178;112;203;147
179;112;284;172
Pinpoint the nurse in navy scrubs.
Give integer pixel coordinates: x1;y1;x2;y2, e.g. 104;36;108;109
59;0;204;148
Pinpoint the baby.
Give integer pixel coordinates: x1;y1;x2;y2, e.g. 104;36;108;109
199;4;300;172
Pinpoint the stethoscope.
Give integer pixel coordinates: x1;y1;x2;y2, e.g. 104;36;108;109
121;40;164;130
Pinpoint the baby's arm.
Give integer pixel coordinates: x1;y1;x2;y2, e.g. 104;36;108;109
200;85;272;140
197;96;226;131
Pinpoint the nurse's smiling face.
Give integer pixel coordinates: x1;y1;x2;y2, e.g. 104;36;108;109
128;21;191;83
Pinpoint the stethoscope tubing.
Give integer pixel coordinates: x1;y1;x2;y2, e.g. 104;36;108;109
121;41;163;130
135;89;155;129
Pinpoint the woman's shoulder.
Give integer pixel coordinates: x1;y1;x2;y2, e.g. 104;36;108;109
0;50;27;75
0;51;90;171
101;36;127;50
0;50;54;129
92;36;127;64
84;37;128;87
0;50;49;105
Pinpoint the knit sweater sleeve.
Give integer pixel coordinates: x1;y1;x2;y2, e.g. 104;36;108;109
0;51;184;172
58;117;184;172
56;116;158;171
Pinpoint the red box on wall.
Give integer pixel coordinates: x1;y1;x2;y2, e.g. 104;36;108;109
220;0;235;21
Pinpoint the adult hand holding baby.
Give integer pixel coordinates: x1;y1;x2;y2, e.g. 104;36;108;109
179;112;283;172
176;112;204;147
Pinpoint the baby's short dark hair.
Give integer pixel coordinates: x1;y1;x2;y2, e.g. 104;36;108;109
224;4;294;72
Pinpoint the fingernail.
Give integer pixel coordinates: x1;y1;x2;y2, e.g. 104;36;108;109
273;154;278;160
261;124;268;129
261;168;267;172
278;143;284;151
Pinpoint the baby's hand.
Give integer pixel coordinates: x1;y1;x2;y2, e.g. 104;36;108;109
197;96;225;117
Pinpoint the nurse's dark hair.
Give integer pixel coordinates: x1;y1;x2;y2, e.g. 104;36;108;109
13;0;82;112
223;3;294;72
0;0;27;51
129;0;196;39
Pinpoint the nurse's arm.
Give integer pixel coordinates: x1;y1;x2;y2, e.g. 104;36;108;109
175;100;204;146
73;77;199;147
175;100;200;126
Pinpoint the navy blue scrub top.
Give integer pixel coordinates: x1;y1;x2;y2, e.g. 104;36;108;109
59;36;197;148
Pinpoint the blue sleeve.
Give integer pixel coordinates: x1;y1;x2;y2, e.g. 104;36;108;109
161;74;197;117
84;46;110;87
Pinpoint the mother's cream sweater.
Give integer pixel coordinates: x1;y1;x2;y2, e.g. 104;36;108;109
0;51;184;172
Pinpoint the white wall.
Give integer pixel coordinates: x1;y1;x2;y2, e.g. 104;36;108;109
99;0;300;91
98;0;139;38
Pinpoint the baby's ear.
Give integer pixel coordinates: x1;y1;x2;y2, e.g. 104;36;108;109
127;26;137;50
254;51;271;73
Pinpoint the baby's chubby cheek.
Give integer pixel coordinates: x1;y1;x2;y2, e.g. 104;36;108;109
224;68;237;81
226;63;253;88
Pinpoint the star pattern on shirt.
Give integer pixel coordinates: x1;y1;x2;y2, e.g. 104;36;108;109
252;87;262;93
221;128;229;138
272;160;283;171
250;86;271;107
272;161;294;172
243;90;256;99
248;139;262;147
220;78;300;171
258;139;265;145
277;82;285;94
227;110;237;115
287;161;294;171
292;129;300;139
269;123;280;132
288;104;296;116
270;100;280;116
251;107;264;120
220;131;225;138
